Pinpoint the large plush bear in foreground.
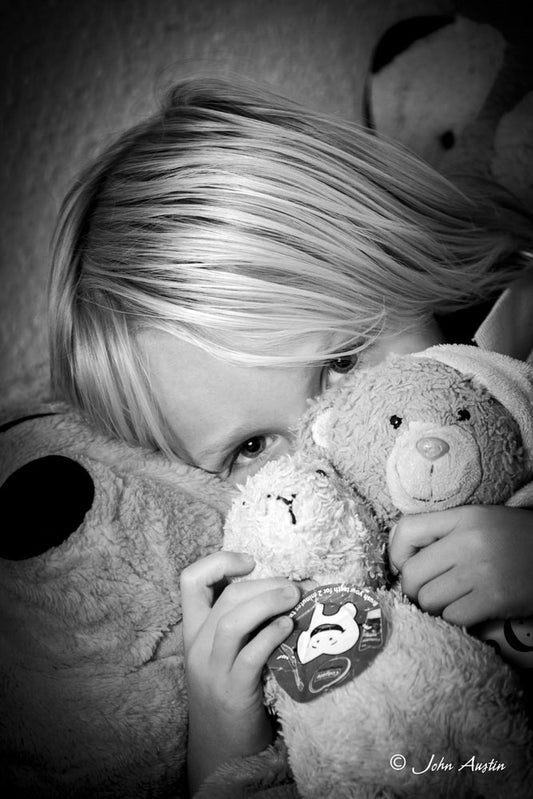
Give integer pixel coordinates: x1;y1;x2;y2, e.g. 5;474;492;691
0;402;233;798
221;345;533;799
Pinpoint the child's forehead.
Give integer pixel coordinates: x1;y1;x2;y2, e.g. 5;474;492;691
137;328;330;469
138;327;336;371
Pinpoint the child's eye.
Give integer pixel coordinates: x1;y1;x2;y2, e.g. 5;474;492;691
236;436;268;461
227;434;288;483
323;354;358;388
231;434;280;470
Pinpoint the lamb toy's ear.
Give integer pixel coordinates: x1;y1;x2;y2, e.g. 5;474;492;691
311;410;332;449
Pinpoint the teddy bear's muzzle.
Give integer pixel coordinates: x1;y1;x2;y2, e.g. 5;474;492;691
385;421;482;512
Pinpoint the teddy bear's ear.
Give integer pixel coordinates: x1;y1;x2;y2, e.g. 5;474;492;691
311;410;333;449
0;455;95;560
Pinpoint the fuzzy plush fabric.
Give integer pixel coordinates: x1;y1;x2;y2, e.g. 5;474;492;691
221;345;533;799
415;345;533;471
224;469;533;797
224;458;386;588
196;740;298;799
306;346;533;669
367;9;533;207
305;349;532;525
273;588;532;799
0;397;235;798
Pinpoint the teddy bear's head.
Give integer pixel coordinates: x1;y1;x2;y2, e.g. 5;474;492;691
304;345;533;527
224;456;387;587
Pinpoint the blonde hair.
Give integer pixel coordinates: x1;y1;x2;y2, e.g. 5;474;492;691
49;76;533;455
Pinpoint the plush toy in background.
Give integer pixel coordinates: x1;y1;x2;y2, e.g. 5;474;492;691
366;6;533;207
0;400;232;798
221;344;533;799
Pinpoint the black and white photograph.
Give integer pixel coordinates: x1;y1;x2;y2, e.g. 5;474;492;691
1;1;533;797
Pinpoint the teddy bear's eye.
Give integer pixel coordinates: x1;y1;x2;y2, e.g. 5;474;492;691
457;409;471;421
389;415;403;429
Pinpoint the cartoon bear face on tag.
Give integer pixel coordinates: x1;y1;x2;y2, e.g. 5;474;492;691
297;601;359;664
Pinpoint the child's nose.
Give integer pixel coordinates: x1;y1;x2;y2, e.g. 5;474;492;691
415;436;449;461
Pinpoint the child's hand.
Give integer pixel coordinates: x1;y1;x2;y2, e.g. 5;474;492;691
388;506;533;627
180;551;300;795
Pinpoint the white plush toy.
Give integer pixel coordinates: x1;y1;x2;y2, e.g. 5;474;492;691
222;345;533;799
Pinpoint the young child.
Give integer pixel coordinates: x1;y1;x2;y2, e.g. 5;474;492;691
49;77;533;795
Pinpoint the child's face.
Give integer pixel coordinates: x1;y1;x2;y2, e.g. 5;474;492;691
139;322;442;484
139;330;355;484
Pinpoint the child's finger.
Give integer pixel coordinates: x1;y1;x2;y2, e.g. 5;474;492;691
234;615;294;679
440;591;480;628
180;551;255;646
389;508;462;572
415;570;473;617
210;583;300;670
400;537;457;599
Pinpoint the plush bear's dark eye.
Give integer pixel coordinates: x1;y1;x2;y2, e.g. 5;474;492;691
457;409;471;421
0;455;94;560
390;415;403;429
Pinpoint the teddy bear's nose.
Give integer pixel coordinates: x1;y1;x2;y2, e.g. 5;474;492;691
416;436;449;461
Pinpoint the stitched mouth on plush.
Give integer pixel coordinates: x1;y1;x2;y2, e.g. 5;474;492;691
386;421;482;513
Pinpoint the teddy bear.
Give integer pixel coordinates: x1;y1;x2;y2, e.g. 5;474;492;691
219;344;533;799
306;344;533;669
365;5;533;208
0;397;234;798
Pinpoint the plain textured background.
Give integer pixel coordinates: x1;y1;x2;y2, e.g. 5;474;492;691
2;0;531;399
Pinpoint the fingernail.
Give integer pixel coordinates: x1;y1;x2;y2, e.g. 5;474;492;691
278;615;293;631
283;584;299;600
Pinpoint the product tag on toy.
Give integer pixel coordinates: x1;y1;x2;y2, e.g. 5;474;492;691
267;583;388;702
